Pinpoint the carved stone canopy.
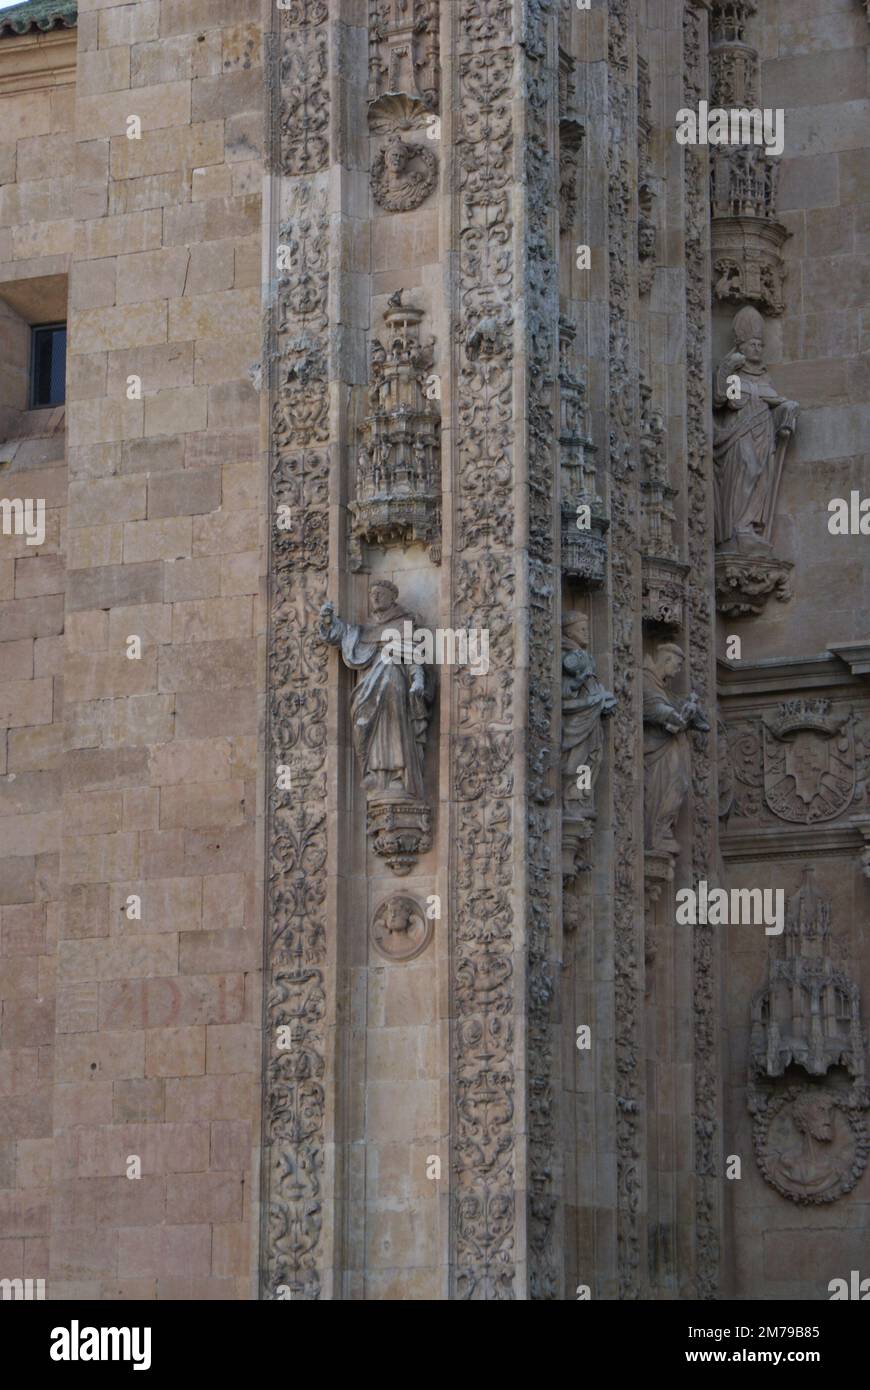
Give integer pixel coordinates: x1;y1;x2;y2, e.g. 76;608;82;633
367;0;440;112
748;867;869;1205
349;294;441;568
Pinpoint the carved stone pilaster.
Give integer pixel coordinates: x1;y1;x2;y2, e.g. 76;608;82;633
449;0;561;1301
262;0;333;1302
607;0;646;1301
450;0;519;1302
684;0;722;1300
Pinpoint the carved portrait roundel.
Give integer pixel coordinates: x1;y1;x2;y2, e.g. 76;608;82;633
371;136;437;212
371;895;432;963
753;1087;870;1205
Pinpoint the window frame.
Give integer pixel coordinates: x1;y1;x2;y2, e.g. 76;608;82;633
29;320;67;410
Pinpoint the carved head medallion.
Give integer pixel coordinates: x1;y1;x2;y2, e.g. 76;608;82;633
371;135;437;212
753;1087;869;1205
371;894;432;962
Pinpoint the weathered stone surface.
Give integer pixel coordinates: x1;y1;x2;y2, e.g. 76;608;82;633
0;0;865;1309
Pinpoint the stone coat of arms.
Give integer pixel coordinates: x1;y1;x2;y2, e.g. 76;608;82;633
762;700;855;824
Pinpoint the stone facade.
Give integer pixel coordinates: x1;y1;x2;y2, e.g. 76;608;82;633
0;0;866;1301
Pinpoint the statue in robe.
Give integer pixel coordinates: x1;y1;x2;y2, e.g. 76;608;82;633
318;580;431;802
561;614;617;831
713;305;798;550
643;642;709;857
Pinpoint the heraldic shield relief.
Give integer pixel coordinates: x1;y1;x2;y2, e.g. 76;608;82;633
763;700;856;825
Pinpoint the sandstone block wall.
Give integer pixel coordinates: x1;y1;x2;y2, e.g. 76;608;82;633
1;0;267;1300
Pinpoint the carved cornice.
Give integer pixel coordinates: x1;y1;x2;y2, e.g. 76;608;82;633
0;24;75;92
717;652;861;698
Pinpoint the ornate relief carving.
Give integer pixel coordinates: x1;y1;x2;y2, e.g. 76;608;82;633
607;0;644;1300
560;321;607;586
280;19;329;176
452;0;518;1300
318;580;433;873
710;2;758;104
368;0;440;112
749;868;869;1204
264;1;332;1303
349;293;441;568
711;213;788;318
715;552;792;615
523;1;560;1300
559;118;583;232
713;305;798;616
371;895;433;961
640;378;688;629
371;134;438;210
562;612;617;875
636;56;657;297
684;0;721;1299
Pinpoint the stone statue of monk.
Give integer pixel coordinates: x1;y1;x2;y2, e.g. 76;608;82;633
318;580;430;801
643;643;709;857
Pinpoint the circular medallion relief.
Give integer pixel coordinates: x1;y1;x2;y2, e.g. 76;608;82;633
753;1086;870;1205
371;895;432;963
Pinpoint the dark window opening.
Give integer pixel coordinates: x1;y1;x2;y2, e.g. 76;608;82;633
30;323;66;409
